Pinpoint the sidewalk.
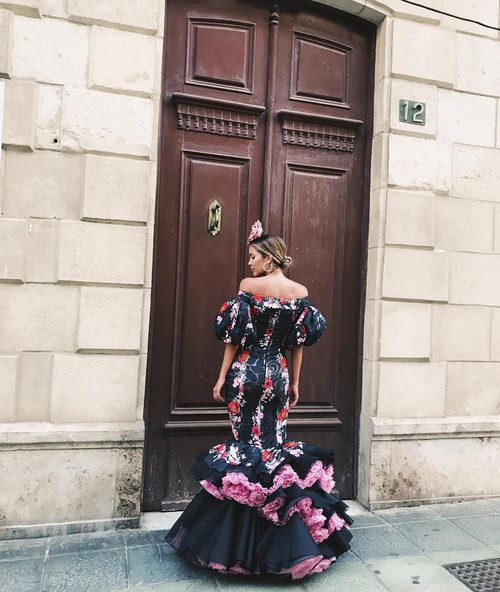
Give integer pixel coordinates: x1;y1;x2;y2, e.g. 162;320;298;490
1;498;499;592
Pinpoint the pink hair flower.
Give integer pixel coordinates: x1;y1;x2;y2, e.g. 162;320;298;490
247;220;263;243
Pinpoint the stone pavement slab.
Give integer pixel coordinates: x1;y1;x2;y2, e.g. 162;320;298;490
0;498;499;592
392;518;488;553
365;555;469;592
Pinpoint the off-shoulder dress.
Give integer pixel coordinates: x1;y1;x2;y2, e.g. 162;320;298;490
165;290;353;579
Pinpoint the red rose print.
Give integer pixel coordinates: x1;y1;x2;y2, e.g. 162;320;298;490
300;324;306;334
263;378;273;389
238;351;250;362
261;449;273;461
277;407;288;421
284;440;297;448
220;302;229;312
227;401;240;414
214;443;226;452
252;425;261;437
280;357;287;369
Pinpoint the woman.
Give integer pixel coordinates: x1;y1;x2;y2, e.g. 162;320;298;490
165;220;353;579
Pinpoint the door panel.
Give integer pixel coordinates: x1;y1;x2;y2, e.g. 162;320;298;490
143;0;374;510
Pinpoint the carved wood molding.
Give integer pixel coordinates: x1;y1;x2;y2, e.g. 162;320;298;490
279;109;363;152
172;92;265;139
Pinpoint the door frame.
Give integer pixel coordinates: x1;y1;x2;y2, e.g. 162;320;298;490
141;0;376;510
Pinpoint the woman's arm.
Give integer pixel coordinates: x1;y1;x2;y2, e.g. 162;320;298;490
288;346;303;407
213;343;238;403
218;343;238;380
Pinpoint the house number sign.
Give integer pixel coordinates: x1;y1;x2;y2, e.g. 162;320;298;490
399;99;426;125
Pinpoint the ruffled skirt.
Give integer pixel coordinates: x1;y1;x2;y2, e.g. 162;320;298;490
165;438;353;579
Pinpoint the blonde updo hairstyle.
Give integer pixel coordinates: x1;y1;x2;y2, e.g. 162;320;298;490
249;234;293;272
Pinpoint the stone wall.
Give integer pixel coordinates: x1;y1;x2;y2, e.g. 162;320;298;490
0;0;499;533
356;0;500;508
0;0;163;536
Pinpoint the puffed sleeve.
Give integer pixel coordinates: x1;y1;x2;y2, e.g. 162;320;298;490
212;295;256;347
285;302;327;348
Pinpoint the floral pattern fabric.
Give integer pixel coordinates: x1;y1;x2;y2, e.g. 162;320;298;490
210;290;327;470
165;289;353;580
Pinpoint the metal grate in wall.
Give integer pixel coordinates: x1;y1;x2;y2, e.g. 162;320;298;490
443;558;500;592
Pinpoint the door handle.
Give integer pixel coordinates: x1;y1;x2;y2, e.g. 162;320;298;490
208;200;221;236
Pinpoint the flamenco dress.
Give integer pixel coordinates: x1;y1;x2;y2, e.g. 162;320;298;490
165;289;353;579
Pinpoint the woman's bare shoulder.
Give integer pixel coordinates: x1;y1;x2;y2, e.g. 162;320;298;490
239;277;308;298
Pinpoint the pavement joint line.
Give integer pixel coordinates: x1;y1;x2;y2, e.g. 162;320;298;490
124;544;130;589
441;514;497;548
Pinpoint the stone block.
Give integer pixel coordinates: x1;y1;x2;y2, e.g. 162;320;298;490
491;309;500;361
114;448;142;518
137;353;147;419
361;359;379;417
374;16;392;83
0;9;13;77
25;219;59;283
77;287;143;351
12;16;88;86
89;27;155;97
435;197;494;253
0;284;79;351
153;36;163;99
0;356;17;422
366;247;384;300
437;89;496;147
143;223;154;289
388;135;451;193
363;298;380;361
370;132;388;191
140;288;151;354
383;248;449;301
370;436;500;503
58;221;146;285
496;206;500;253
450;252;500;306
82;155;150;223
380;301;431;359
0;448;116;524
36;83;63;150
0;218;27;281
433;0;500;39
51;353;140;422
390;79;437;138
368;189;386;249
41;0;66;17
385;190;435;247
446;362;500;415
452;145;500;203
67;0;158;34
16;352;52;421
391;20;454;87
3;150;83;219
497;101;500;149
373;77;390;136
432;304;491;362
456;34;500;97
3;79;37;149
378;361;446;417
0;0;39;16
61;88;153;157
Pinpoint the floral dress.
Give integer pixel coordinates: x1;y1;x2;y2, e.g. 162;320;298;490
165;290;353;579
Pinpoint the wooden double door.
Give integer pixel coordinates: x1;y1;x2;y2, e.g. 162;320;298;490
143;0;375;510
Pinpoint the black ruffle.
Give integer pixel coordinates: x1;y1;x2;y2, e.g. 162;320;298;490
165;490;353;577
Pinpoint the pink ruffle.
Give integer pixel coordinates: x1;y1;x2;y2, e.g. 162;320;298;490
201;460;335;507
195;552;336;579
261;496;348;543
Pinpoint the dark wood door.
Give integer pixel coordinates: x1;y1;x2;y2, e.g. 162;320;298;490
143;0;374;510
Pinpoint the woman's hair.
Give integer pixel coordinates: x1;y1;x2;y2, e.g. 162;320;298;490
249;233;293;271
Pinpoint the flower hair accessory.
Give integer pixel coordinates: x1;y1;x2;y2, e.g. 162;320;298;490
247;220;263;244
